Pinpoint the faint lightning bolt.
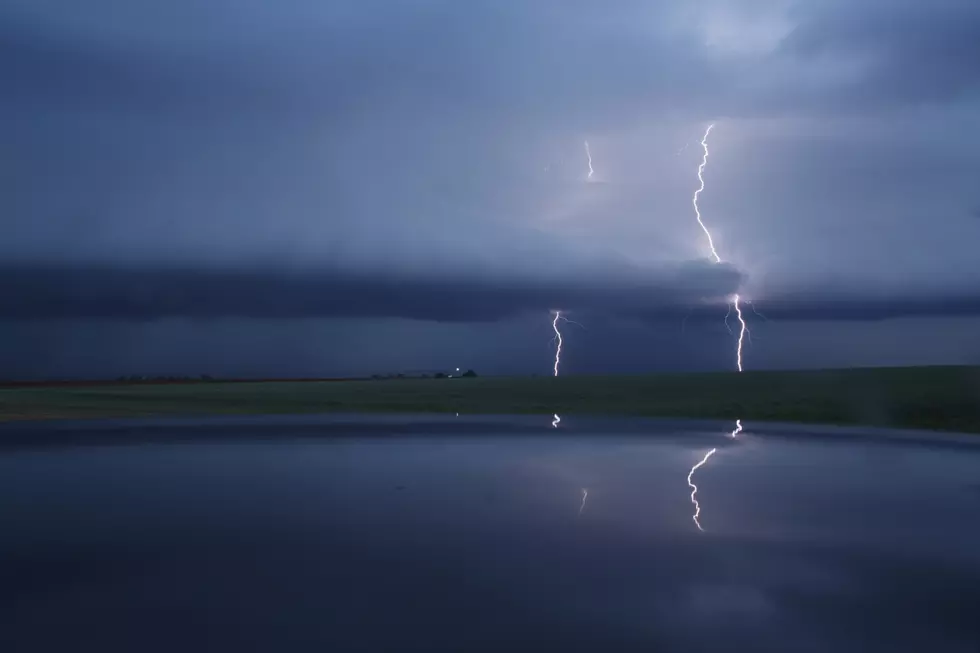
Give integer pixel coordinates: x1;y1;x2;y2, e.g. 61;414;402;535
743;302;767;346
747;300;768;322
687;448;717;532
579;488;589;516
584;141;594;181
692;123;748;372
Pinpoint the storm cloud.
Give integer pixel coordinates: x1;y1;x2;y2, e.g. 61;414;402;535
1;0;979;377
0;260;741;321
4;263;979;324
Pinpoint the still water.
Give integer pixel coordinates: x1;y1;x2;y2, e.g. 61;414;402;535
1;415;979;652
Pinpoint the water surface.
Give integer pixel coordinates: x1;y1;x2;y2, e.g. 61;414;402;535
1;415;979;652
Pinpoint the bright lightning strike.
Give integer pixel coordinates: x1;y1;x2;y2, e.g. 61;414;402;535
685;126;748;531
692;123;748;372
733;296;747;372
584;140;594;181
693;125;720;263
552;311;564;377
686;420;742;530
551;311;564;428
687;448;717;532
550;311;586;378
549;312;585;427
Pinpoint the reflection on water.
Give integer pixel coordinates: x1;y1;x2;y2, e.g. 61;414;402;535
687;419;746;532
687;447;717;531
2;418;979;652
578;487;589;516
730;419;743;439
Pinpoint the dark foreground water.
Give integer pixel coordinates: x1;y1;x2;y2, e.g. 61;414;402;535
1;415;979;652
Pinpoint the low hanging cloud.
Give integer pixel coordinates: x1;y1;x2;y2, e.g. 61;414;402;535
0;260;742;322
4;262;979;324
632;293;980;324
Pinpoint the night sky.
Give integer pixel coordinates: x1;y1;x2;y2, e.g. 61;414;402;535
2;0;979;379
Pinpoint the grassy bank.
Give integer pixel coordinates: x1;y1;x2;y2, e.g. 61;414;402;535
1;366;979;433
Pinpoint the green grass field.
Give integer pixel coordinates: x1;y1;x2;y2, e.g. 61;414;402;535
2;365;979;433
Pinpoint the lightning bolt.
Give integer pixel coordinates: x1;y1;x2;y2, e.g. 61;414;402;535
552;311;564;377
730;419;743;439
584;140;594;181
551;311;564;427
549;312;586;427
685;125;748;532
693;125;720;261
687;448;717;532
550;311;586;378
686;420;742;530
692;123;748;373
579;488;589;516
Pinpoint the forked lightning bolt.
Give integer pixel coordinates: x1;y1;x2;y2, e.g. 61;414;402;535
693;124;748;372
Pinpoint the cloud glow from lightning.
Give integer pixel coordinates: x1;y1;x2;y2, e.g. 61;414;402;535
693;124;748;373
584;140;594;181
687;448;717;532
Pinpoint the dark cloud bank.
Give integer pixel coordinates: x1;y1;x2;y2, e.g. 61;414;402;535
1;262;740;322
3;264;978;324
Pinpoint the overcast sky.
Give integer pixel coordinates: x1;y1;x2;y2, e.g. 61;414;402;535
2;0;979;378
